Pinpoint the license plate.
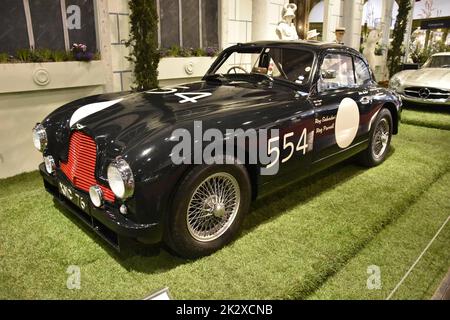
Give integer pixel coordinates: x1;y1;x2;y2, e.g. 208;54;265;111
58;181;90;214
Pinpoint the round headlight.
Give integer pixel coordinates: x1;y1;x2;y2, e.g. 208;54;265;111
107;158;134;199
32;124;47;152
389;77;401;91
89;186;104;208
44;156;56;174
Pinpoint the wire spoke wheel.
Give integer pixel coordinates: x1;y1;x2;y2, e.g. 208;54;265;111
186;173;241;242
372;118;390;159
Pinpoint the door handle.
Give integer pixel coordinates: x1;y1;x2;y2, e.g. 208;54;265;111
360;96;372;105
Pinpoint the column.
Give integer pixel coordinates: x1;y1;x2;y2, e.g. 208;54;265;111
252;0;270;41
380;0;394;53
95;0;113;92
343;0;363;50
323;0;343;42
220;0;229;49
403;0;415;63
378;0;395;81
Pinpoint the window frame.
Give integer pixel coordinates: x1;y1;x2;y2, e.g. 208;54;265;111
353;56;373;86
156;0;220;49
206;46;317;88
14;0;99;52
317;51;357;92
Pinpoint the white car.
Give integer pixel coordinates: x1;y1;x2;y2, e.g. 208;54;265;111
390;52;450;106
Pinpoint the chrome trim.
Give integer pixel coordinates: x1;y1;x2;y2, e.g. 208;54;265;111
89;185;104;208
400;94;450;105
186;172;240;242
32;123;48;152
107;157;135;199
372;118;390;159
44;156;56;174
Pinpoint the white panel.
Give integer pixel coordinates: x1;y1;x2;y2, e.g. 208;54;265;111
228;0;236;20
108;0;129;13
236;0;252;21
228;20;248;44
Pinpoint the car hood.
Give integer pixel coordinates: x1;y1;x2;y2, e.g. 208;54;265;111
45;80;299;159
396;68;450;89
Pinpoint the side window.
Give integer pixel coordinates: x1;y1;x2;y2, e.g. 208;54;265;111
354;57;372;85
319;54;355;91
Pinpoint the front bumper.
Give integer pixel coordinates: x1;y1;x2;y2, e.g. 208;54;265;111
400;94;450;106
39;163;162;250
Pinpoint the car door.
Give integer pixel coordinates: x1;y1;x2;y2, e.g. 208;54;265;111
257;48;316;189
353;56;378;144
310;52;362;163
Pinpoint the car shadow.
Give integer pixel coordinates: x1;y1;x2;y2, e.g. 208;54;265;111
403;102;450;114
53;147;396;275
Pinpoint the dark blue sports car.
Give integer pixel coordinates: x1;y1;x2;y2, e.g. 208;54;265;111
33;41;402;258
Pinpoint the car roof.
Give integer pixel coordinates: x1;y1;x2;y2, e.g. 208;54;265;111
229;40;359;54
432;52;450;57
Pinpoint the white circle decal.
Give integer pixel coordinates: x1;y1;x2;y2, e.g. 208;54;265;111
335;98;360;149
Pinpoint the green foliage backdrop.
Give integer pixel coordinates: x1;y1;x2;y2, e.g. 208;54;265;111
127;0;160;91
387;0;412;76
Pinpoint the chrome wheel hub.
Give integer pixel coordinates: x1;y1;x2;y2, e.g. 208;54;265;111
203;195;226;218
372;118;390;159
186;173;240;242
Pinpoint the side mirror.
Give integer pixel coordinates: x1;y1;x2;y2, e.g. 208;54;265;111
321;69;337;79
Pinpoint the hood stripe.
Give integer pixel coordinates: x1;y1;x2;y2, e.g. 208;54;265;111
70;99;124;127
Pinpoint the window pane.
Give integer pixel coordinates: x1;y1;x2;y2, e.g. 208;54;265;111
29;0;65;50
215;52;259;74
67;0;97;51
267;48;314;84
182;0;200;48
0;0;29;54
160;0;180;48
201;0;219;48
354;58;371;85
320;54;355;89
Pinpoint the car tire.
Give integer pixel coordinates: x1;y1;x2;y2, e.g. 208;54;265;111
164;162;252;259
358;108;393;167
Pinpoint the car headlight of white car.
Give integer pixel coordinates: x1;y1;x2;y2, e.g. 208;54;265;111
32;123;48;152
107;157;135;200
389;76;402;91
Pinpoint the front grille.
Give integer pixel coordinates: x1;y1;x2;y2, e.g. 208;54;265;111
60;131;115;202
404;87;450;100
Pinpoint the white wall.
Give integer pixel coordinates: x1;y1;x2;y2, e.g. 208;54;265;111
0;0;112;179
225;0;288;48
108;0;133;92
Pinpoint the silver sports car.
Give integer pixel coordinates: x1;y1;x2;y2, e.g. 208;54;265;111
390;52;450;106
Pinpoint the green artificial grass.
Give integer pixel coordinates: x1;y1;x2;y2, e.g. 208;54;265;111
310;172;450;300
401;105;450;131
1;124;450;300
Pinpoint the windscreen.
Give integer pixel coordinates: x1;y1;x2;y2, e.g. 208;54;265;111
212;47;315;85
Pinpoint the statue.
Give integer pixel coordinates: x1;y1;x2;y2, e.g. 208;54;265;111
363;29;381;69
276;3;299;40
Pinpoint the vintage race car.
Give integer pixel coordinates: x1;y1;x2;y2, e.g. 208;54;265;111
390;52;450;106
34;41;402;258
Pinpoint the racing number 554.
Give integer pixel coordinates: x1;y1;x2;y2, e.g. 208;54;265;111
267;128;309;169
